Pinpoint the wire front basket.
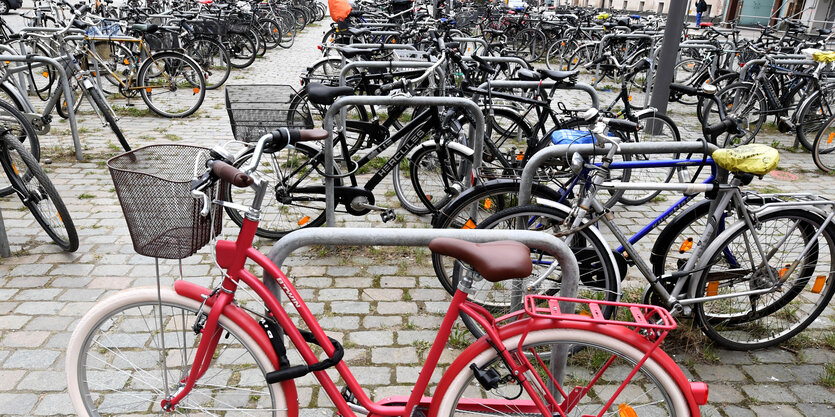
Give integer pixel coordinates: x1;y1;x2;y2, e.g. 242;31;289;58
225;84;314;142
107;145;222;259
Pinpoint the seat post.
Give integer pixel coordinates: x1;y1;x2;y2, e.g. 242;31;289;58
455;261;477;294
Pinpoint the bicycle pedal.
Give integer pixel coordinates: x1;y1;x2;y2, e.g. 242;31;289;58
380;209;395;223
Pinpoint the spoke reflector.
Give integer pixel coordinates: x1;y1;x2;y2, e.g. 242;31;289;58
812;275;826;293
483;198;492;210
42;71;49;78
618;404;637;417
828;132;834;144
462;219;476;229
193;87;201;94
778;264;790;278
678;237;694;253
298;216;310;226
706;281;719;297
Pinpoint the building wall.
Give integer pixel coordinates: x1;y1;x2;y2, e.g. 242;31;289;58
565;0;725;16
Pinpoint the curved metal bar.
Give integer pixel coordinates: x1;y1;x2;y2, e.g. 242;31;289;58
475;80;600;109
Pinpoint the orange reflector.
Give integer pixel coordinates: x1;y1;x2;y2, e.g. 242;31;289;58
298;216;310;226
146;87;152;93
828;132;834;144
4;61;9;64
678;237;694;254
778;264;790;278
618;404;637;417
42;71;49;78
706;281;719;297
124;59;130;65
579;310;592;317
58;211;63;222
462;219;476;229
193;87;200;94
11;163;18;175
273;28;278;33
812;275;826;293
628;95;632;102
483;198;492;210
516;152;524;161
425;195;433;201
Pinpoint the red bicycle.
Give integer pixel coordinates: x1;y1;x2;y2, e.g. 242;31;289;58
66;129;708;416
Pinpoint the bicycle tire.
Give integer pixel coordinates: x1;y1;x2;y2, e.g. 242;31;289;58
252;28;267;57
796;88;835;151
431;181;565;294
617;113;680;206
812;113;835;173
566;43;594;71
0;133;77;251
510;28;548;63
66;286;290;416
695;208;835;350
224;31;258;68
87;84;130;151
184;36;232;90
223;143;339;239
545;38;578;71
436;327;691;417
138;51;206;118
56;79;84;120
455;204;619;337
410;144;474;214
0;99;40;197
701;82;766;147
258;18;283;50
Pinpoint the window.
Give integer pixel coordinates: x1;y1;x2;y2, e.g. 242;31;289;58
639;0;645;10
657;1;664;13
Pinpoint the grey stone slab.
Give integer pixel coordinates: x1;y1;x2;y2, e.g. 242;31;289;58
742;384;798;403
750;404;804;417
752;349;796;364
743;364;797;382
705;384;745;404
3;349;60;369
16;370;66;391
790;384;835;404
349;331;393;346
692;364;748;382
0;393;38;415
796;403;835;416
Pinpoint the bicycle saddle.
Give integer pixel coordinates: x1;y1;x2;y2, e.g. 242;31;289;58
337;47;372;59
131;23;159;34
306;82;355;106
712;144;780;176
516;68;578;82
428;238;532;282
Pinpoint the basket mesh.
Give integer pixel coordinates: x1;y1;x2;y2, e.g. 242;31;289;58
188;19;226;36
107;145;222;259
225;84;314;142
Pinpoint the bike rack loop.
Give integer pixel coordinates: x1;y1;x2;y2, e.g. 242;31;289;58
323;96;485;227
450;37;488;56
263;227;581;386
517;141;721;207
0;53;83;161
475;80;600;110
461;55;532;71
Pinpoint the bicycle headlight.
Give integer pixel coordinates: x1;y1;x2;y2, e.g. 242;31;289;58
569;152;584;174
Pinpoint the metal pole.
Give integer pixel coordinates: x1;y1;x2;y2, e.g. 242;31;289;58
647;0;689;116
0;207;10;258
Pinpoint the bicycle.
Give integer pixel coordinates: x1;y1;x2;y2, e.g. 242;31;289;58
470;118;835;350
66;129;708;416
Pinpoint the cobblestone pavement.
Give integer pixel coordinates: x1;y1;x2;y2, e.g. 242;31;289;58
0;17;835;417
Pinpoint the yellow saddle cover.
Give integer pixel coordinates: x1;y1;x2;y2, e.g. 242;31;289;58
712;144;780;176
813;51;835;63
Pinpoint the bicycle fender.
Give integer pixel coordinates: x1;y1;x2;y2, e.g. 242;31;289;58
410;140;475;160
173;280;300;417
429;318;703;417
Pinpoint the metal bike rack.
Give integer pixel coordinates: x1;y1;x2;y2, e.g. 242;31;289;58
343;43;418;51
451;37;488;56
475;80;600;109
461;55;531;71
594;33;658;97
0;53;83;160
517;141;720;207
323;95;485;227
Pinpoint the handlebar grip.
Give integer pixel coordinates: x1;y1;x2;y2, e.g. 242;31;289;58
380;79;407;93
211;161;253;188
669;83;699;96
607;119;640;133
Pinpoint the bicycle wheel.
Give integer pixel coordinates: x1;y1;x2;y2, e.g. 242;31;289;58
258;18;283;49
252;28;267;57
617;113;680;206
91;40;135;95
701;82;766;147
0;133;77;251
224;31;258;68
66;286;289;416
87;84;130;151
797;88;835;151
432;181;565;293
223;143;338;239
436;328;690;417
138;51;206;118
409;144;474;214
455;204;619;337
56;79;84;120
566;43;594;71
0;99;40;197
510;28;548;63
184;37;231;90
695;208;835;350
813;114;835;173
545;38;578;70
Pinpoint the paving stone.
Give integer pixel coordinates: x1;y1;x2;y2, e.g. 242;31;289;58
371;347;418;364
22;316;75;331
13;301;64;315
318;288;358;300
318;315;360;330
789;364;826;381
743;364;796;382
742;385;798;403
17;370;66;391
3;349;60;369
0;370;25;391
362;288;403;301
750;404;803;417
330;301;370;314
752;349;796;364
396;330;438;345
32;392;74;415
796;403;835;416
720;405;755;417
50;263;95;276
9;263;51;275
0;316;30;330
692;364;748;382
790;384;835;404
705;384;745;404
0;393;38;415
377;301;418;315
0;330;50;347
363;316;402;328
